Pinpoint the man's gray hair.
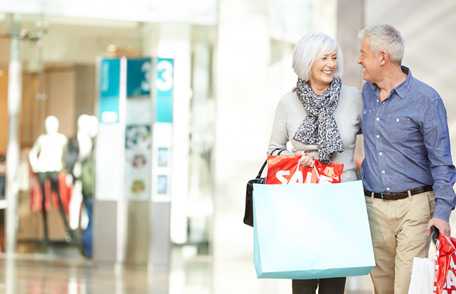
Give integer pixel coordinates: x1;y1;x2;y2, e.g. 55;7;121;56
292;33;343;81
359;24;404;63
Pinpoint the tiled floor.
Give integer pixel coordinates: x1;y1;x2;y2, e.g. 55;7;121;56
0;246;373;294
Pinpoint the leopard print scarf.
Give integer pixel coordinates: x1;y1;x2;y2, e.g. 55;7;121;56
293;78;344;162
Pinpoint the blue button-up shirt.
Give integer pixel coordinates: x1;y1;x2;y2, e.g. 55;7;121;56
361;67;456;221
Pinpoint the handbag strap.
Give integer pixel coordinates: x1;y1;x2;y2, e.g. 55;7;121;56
256;160;268;179
256;148;285;178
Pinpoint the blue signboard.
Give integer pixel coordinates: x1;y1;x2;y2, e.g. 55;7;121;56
127;58;152;98
99;58;121;123
155;58;174;123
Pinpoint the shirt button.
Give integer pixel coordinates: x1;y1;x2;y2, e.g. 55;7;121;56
376;135;380;139
376;117;380;121
386;187;391;191
379;152;383;156
381;170;386;174
396;118;400;122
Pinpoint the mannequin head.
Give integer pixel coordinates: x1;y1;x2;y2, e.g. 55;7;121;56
45;116;59;135
88;116;98;138
78;114;98;138
77;115;89;136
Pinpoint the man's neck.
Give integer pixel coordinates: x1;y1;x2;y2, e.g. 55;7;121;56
375;65;407;101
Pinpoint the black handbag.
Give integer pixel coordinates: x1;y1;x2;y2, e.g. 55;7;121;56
243;160;267;226
243;148;284;227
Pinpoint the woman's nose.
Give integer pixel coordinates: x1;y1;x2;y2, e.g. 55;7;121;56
327;59;336;69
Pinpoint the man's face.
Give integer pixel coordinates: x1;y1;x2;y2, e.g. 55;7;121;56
358;38;382;83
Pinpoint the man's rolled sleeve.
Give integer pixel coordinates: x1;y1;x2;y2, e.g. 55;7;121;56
434;185;454;221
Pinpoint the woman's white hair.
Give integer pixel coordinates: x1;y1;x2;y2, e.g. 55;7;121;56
292;33;343;81
359;24;404;63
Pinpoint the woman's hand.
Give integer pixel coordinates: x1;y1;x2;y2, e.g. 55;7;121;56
296;151;314;167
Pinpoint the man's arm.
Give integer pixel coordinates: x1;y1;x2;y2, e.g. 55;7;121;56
422;97;456;234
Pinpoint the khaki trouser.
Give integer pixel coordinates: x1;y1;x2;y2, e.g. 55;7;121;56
365;191;435;294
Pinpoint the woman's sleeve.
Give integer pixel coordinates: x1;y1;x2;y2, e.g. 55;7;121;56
352;87;364;174
267;98;293;155
354;87;363;134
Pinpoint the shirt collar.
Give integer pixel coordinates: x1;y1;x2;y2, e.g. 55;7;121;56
366;66;413;99
394;66;413;99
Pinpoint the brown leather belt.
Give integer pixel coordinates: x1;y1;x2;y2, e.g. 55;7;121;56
364;185;433;200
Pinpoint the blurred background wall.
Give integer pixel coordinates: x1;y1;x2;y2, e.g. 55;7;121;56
0;1;454;292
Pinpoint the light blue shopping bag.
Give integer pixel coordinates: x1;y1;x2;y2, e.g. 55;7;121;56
253;181;375;279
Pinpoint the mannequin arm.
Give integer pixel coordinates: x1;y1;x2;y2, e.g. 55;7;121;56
28;137;41;173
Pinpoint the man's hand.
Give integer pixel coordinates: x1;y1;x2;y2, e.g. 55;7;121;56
428;218;451;236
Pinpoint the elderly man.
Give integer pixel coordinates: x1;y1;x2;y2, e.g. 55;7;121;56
358;24;456;294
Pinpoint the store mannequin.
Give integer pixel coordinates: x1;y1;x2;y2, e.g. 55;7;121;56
75;115;97;257
77;115;95;163
65;115;98;179
29;116;73;243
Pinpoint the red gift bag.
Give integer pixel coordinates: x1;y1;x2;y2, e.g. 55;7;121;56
30;172;72;214
265;155;344;184
434;234;456;294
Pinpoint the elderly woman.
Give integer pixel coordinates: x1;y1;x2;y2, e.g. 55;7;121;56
268;33;362;294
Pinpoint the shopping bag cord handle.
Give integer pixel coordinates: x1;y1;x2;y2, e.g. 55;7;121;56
256;148;285;178
431;226;439;244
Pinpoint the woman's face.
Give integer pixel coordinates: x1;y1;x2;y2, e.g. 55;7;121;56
309;51;337;86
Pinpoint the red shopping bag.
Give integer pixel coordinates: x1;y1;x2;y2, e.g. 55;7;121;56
434;233;456;294
30;172;72;214
265;155;344;184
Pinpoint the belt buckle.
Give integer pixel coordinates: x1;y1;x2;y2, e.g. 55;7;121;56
379;192;385;199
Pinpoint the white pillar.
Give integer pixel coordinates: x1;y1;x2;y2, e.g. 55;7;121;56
214;1;295;293
5;14;21;257
312;0;337;36
214;0;271;260
336;0;365;87
157;24;192;245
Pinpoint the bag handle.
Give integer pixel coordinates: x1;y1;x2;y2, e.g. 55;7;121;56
255;148;285;179
431;226;439;244
294;155;320;179
313;162;320;178
255;160;268;179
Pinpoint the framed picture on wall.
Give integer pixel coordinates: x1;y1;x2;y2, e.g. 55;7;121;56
157;147;169;167
157;175;168;194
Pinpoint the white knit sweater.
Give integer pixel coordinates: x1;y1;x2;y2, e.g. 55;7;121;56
268;85;362;182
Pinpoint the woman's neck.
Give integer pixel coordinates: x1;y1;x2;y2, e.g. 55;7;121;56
308;79;330;95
